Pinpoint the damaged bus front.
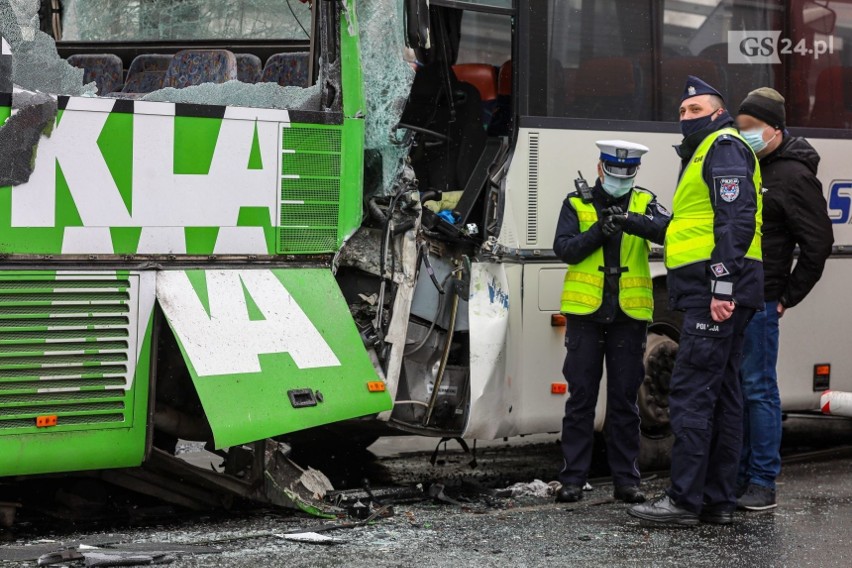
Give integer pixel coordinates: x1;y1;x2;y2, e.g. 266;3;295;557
0;0;397;490
0;0;538;516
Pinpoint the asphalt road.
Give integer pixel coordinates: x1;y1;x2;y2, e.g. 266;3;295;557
2;416;852;568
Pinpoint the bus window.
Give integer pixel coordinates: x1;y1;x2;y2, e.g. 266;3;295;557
527;0;655;121
789;0;852;128
526;0;784;122
456;12;511;66
662;0;783;122
25;0;320;109
61;0;311;42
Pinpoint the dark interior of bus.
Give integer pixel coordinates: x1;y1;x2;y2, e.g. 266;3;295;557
525;0;852;129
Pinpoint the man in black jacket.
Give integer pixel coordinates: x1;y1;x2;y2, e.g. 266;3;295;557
735;88;834;510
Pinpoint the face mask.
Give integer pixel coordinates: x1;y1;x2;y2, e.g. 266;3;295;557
742;127;777;155
680;113;715;138
601;174;634;198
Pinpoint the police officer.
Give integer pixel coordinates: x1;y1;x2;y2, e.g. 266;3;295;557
629;76;763;526
553;140;669;504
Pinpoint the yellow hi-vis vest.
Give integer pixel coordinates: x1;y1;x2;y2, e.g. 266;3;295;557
560;188;655;321
665;127;763;269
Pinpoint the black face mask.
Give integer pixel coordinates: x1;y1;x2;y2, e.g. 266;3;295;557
680;112;716;138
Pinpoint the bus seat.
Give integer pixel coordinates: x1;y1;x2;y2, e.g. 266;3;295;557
453;63;498;102
261;52;310;87
497;60;512;97
67;53;123;95
487;60;513;136
570;57;646;120
453;63;498;127
121;54;172;94
236;53;262;83
810;67;852;128
660;57;723;121
163;49;238;89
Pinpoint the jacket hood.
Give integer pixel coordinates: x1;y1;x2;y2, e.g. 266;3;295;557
764;135;820;175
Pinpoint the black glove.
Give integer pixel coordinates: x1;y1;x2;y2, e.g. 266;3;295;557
600;215;620;237
600;205;627;237
601;206;628;226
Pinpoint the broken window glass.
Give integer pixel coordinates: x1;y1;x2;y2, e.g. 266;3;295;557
358;0;416;195
0;0;94;95
141;81;321;112
62;0;311;42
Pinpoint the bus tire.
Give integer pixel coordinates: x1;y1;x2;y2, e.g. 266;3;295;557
638;282;681;471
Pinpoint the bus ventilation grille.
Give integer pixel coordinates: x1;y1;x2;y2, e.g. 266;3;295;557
0;276;137;434
279;125;343;254
527;132;540;245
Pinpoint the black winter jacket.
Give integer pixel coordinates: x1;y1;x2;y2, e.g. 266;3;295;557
759;135;833;308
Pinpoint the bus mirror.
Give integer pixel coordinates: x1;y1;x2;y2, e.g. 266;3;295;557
404;0;431;50
802;1;836;35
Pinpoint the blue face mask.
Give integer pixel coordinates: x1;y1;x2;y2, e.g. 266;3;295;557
742;127;776;155
601;174;634;198
680;113;715;138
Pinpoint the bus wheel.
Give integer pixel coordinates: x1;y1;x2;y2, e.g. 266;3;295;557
638;331;678;471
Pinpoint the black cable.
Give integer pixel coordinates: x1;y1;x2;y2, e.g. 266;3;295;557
286;0;310;38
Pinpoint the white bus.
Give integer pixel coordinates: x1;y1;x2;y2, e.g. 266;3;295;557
399;0;852;465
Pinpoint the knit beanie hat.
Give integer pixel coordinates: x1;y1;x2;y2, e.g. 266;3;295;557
738;87;786;130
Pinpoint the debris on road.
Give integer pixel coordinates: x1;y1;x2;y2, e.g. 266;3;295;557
494;479;560;498
277;532;347;545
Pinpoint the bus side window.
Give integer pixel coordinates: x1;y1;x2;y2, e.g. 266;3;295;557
788;1;852;128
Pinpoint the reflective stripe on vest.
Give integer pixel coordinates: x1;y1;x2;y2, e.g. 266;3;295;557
665;127;763;269
560;189;655;321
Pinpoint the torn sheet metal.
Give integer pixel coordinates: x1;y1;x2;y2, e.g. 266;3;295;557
464;262;517;439
264;442;340;518
156;269;392;448
0;88;57;186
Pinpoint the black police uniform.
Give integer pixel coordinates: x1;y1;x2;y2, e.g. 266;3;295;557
553;179;669;488
665;111;763;514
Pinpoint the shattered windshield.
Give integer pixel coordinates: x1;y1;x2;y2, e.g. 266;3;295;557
62;0;311;42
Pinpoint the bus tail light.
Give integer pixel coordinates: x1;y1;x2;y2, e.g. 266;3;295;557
814;363;831;391
367;381;386;393
551;383;567;395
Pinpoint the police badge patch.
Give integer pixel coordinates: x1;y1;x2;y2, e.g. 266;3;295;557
711;263;730;277
718;178;740;202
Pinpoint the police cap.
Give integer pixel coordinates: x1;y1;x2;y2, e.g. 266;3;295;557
681;75;724;103
595;140;649;179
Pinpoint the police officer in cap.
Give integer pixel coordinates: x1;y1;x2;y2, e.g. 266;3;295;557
553;140;670;504
629;76;763;526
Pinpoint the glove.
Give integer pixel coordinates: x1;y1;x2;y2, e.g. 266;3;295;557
600;215;620;237
601;206;628;226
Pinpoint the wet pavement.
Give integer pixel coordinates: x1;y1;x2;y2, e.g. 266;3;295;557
2;417;852;567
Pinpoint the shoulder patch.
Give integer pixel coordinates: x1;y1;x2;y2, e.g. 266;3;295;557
711;263;730;277
717;177;740;202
